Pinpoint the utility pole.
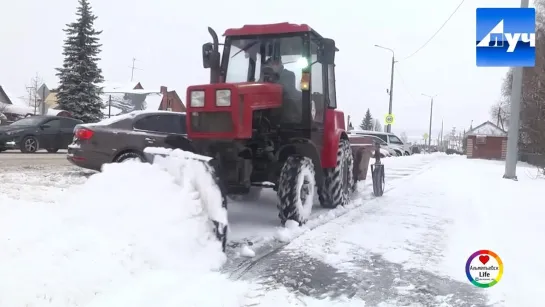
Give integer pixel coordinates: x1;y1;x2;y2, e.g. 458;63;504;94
422;93;437;148
41;86;46;115
375;44;396;133
129;58;143;82
504;0;527;181
440;119;444;151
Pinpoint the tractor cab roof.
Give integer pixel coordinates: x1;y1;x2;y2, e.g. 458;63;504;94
223;22;339;51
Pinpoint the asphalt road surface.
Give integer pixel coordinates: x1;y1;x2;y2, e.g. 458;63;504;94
0;149;74;169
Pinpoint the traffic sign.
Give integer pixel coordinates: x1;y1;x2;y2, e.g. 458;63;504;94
423;133;429;140
384;113;395;125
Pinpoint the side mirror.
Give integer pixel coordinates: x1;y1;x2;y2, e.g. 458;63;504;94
318;38;336;65
202;43;214;69
202;42;220;70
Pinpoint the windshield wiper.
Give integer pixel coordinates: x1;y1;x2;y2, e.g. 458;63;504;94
231;40;258;58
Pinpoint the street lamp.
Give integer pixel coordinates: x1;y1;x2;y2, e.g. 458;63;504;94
422;93;437;148
375;44;396;133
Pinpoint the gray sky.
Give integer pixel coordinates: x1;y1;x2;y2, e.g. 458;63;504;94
0;0;520;139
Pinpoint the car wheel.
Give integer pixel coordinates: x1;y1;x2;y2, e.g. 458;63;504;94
404;151;410;156
20;136;39;153
114;151;145;163
395;150;402;157
47;148;59;153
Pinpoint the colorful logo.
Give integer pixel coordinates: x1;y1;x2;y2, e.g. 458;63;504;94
465;250;503;288
476;8;535;67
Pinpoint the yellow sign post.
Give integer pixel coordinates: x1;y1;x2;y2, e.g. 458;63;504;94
423;133;429;140
384;113;395;125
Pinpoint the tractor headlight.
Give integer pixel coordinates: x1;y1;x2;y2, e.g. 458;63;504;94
190;91;205;107
216;89;231;106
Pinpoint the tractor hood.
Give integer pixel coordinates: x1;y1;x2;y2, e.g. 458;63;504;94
186;82;284;139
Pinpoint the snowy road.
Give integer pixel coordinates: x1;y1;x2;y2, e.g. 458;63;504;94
0;151;94;202
1;153;543;306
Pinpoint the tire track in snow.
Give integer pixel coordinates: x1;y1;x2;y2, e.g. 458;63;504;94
226;155;492;306
224;155;440;279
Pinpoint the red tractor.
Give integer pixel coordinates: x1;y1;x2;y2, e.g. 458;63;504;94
150;23;376;248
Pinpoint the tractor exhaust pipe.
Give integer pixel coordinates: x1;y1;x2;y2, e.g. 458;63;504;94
208;27;220;84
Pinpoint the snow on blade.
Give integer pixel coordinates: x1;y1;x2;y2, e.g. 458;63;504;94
144;147;212;162
148;148;225;225
0;159;230;306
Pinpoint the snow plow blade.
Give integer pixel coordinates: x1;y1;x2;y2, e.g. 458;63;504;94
143;147;229;252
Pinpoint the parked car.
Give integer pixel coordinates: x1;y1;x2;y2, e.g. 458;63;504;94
67;111;188;171
410;145;421;154
0;115;83;153
446;148;463;155
349;130;412;156
348;132;395;157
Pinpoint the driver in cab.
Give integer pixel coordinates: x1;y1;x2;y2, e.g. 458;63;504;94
259;57;302;123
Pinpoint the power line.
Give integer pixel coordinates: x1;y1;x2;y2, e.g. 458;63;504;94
394;66;418;106
401;0;466;61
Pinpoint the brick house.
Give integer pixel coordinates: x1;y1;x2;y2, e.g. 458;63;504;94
158;86;185;112
466;121;508;160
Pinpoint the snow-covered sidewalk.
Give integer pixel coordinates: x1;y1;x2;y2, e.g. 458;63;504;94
280;155;544;306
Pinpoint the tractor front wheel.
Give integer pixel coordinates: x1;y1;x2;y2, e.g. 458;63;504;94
319;139;355;209
277;156;316;226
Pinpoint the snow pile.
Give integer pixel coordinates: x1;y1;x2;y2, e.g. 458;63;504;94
0;158;237;306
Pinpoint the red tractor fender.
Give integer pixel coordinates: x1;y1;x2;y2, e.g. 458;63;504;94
321;109;347;169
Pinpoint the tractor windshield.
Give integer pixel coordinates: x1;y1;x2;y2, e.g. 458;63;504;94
225;36;304;89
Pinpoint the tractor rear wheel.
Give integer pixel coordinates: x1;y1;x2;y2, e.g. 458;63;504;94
277;156;316;226
319;139;355;209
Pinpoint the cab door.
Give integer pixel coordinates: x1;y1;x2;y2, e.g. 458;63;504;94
309;39;326;152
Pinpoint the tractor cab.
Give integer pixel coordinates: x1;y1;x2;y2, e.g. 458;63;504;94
190;23;338;141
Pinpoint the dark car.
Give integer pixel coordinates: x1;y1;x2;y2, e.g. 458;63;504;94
67;111;188;171
0;115;83;153
446;148;463;155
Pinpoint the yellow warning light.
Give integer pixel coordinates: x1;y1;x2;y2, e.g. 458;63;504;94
301;72;310;91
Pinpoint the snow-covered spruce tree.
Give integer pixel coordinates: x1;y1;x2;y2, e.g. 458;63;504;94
56;0;104;123
359;108;373;130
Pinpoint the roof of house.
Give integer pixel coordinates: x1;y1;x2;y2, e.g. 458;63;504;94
0;86;13;104
100;81;146;93
1;103;34;115
466;121;507;137
0;86;27;105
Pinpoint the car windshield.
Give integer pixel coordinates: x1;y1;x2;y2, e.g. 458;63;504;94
10;117;43;126
225;36;304;87
389;135;404;144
